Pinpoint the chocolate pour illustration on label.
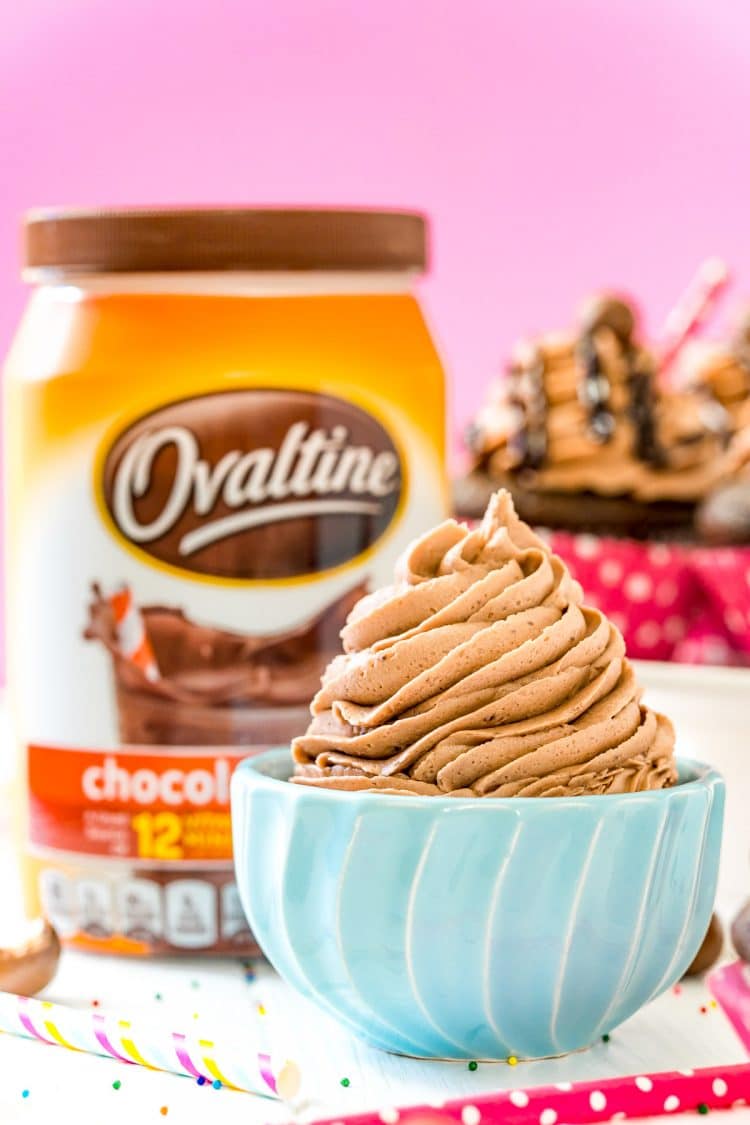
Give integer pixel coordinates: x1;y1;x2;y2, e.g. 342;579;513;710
101;390;404;580
84;581;367;745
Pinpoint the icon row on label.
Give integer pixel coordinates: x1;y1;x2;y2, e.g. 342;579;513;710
39;869;251;950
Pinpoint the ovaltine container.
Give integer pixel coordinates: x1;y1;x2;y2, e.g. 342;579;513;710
4;207;447;956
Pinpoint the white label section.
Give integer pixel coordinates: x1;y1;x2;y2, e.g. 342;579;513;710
164;879;218;949
220;882;252;940
12;423;444;746
38;870;78;938
76;879;114;937
116;878;164;940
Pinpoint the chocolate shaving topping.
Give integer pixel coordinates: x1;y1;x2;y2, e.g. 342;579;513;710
84;582;366;746
507;349;548;470
577;333;615;445
626;358;667;468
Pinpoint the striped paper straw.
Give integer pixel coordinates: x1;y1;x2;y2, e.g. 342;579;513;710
110;586;160;681
659;257;730;375
0;992;299;1100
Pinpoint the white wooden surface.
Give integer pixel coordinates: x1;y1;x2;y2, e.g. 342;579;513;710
0;950;749;1125
0;664;748;1125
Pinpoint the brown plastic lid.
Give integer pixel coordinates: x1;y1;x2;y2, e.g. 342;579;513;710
23;206;428;275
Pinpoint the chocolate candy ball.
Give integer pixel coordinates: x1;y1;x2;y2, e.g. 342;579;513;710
578;294;637;344
732;901;750;961
696;481;750;546
683;912;724;977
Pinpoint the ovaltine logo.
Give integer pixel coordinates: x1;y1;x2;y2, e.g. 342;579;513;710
101;390;403;579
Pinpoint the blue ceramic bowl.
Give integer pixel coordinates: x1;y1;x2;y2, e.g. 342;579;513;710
231;750;724;1060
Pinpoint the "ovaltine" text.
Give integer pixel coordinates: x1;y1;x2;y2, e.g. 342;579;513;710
111;421;400;556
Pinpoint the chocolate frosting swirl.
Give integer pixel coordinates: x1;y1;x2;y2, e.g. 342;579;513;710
292;492;677;797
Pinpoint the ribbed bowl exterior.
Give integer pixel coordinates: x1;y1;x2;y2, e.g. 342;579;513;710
232;751;724;1059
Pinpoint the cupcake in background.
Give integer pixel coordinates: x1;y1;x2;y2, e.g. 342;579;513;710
457;292;729;537
456;264;750;666
687;307;750;548
680;307;750;432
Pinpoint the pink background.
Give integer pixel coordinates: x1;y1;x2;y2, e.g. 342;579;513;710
3;0;750;435
2;0;750;673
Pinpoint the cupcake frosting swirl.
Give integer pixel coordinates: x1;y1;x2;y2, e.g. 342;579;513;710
292;492;677;797
467;295;729;503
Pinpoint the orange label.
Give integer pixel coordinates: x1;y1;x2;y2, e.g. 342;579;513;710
27;744;249;862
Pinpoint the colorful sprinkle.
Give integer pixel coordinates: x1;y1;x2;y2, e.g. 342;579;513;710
257;1003;266;1016
468;1061;478;1071
160;1108;169;1117
697;1105;710;1115
673;985;682;995
192;1013;199;1020
91;999;100;1007
341;1078;351;1088
154;993;163;1001
507;1055;518;1066
22;1090;29;1099
113;1080;122;1090
212;1080;222;1090
700;1005;708;1014
196;1076;206;1086
244;970;256;982
710;1000;718;1009
602;1034;610;1043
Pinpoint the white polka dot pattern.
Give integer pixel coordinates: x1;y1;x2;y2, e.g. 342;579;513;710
624;573;652;602
713;1079;728;1097
648;544;671;566
635;621;661;649
462;1107;481;1125
539;1110;557;1125
589;1091;607;1111
510;1091;530;1107
654;580;678;607
548;531;750;668
664;615;686;642
575;535;600;559
600;560;623;587
664;1095;680;1112
635;1077;653;1092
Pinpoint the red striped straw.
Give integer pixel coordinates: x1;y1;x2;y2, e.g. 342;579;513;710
659;257;730;376
110;586;160;681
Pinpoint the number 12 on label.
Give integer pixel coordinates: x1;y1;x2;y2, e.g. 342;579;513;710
131;811;184;860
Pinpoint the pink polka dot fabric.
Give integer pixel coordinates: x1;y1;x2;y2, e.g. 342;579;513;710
548;533;750;665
